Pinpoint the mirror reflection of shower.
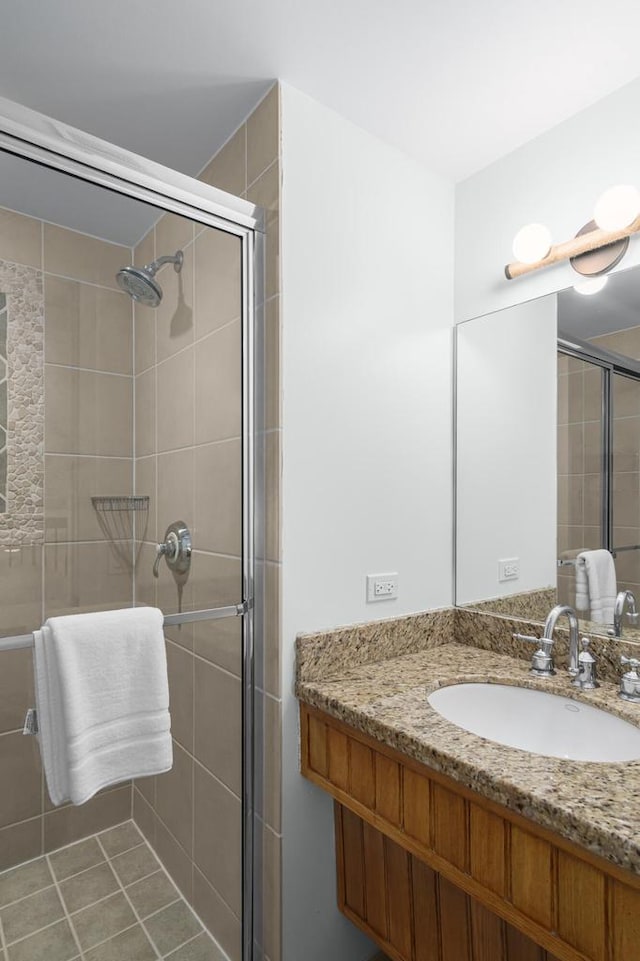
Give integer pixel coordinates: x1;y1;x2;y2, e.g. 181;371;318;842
116;249;183;306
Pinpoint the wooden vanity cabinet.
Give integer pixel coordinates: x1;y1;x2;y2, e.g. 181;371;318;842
300;703;640;961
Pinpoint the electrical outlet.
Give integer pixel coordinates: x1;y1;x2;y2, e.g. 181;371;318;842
498;558;520;582
366;573;399;602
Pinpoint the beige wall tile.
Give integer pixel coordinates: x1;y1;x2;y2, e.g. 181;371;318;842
567;370;583;425
263;825;281;961
0;732;41;827
194;660;241;796
264;562;280;698
44;276;132;374
135;542;157;611
193;867;241;961
0;208;42;269
613;471;640;529
133;789;156;847
155;214;194;262
156;242;194;364
44;224;129;290
247;162;279;300
0;817;42;873
194;440;241;556
153;816;193;902
134;230;156;374
265;297;280;430
44;541;132;617
155;741;193;856
157;448;194;539
246;86;279;186
134;456;156;545
0;544;42;636
264;695;281;833
194;229;242;340
0;648;35;734
156;559;194;619
265;431;281;563
199;126;246;199
193;763;241;916
193;617;242;678
135;302;156;375
44;785;130;852
195;322;241;445
157;347;194;452
614;416;640;472
166;641;194;754
45;366;132;457
584;367;604;422
191;551;242;611
558;373;568;426
135;368;156;457
45;455;132;543
583;473;603;528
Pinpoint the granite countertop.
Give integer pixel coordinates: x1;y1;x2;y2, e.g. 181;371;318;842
297;642;640;876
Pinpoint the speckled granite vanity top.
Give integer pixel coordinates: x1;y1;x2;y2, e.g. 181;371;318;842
297;622;640;877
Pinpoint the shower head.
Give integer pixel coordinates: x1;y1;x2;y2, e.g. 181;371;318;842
116;249;184;307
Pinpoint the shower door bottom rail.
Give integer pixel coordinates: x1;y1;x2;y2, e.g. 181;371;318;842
0;601;249;653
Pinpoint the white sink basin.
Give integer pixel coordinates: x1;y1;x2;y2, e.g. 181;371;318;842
427;683;640;762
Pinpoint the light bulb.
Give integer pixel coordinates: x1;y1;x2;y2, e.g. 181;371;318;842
593;185;640;231
512;223;552;264
573;276;608;296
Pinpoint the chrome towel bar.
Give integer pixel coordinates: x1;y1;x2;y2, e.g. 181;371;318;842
0;602;248;654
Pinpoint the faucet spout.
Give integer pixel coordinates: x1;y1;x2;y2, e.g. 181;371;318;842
614;590;639;638
543;604;579;677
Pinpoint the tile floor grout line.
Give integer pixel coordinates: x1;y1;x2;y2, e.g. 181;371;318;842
161;929;203;959
46;851;87;961
95;835;164;961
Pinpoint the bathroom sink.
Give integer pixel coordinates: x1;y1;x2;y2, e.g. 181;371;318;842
427;683;640;762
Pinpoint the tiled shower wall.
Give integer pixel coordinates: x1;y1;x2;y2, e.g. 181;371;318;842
0;208;134;872
130;84;282;961
558;328;640;607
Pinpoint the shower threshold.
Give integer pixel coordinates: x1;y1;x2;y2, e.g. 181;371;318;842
0;821;226;961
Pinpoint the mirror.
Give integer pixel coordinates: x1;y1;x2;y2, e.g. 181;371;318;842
456;262;640;641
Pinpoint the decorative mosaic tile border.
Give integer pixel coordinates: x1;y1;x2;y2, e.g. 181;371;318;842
0;260;44;545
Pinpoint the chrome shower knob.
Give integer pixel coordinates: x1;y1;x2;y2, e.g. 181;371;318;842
153;521;192;578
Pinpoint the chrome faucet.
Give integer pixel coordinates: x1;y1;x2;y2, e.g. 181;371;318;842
613;590;639;638
513;604;580;678
544;604;580;677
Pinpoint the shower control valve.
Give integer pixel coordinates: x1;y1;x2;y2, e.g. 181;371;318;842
153;521;192;578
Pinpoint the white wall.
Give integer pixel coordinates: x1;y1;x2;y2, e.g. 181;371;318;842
280;84;454;961
455;76;640;322
456;296;558;604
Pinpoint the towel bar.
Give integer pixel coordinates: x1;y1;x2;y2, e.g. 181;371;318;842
0;602;248;654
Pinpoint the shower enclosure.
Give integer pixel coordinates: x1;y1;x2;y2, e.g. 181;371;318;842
558;333;640;614
0;98;263;961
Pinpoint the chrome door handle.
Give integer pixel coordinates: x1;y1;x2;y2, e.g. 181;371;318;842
153;521;192;578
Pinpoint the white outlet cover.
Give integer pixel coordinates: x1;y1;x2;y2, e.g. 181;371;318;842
498;558;520;582
366;573;399;602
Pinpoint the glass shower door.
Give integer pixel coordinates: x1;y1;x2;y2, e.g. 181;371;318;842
611;371;640;596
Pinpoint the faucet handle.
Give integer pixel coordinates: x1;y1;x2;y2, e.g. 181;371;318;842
621;655;640;672
513;633;555;677
620;655;640;702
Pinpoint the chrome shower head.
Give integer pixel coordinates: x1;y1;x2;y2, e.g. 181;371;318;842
116;249;184;307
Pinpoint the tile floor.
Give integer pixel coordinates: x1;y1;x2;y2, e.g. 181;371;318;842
0;821;227;961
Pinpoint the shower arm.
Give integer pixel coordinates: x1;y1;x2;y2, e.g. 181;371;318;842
147;250;184;276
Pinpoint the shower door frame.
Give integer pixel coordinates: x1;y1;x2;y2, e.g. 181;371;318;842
0;96;264;961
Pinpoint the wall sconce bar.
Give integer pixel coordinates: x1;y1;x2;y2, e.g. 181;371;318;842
505;214;640;280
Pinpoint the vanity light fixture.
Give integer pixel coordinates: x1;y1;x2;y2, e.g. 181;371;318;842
506;184;640;283
573;276;608;296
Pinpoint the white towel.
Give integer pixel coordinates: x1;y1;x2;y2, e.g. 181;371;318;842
33;607;172;807
575;549;617;625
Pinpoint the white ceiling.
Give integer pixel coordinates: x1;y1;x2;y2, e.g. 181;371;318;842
3;0;640;187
